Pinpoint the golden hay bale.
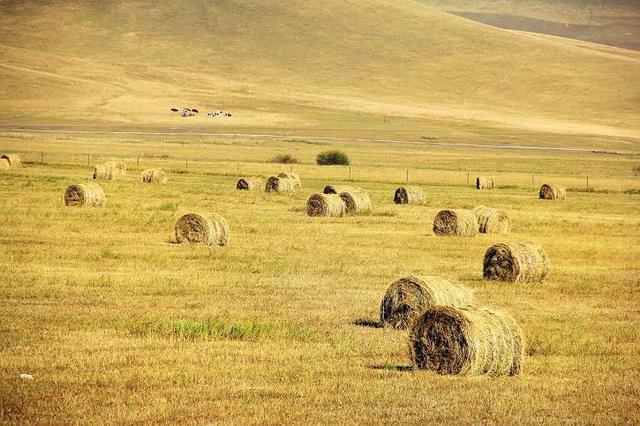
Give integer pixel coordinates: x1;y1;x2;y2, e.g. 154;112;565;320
306;193;346;217
323;185;355;195
433;209;478;237
380;275;474;330
472;206;510;234
265;176;294;193
141;168;168;184
64;182;105;207
1;154;21;167
339;188;371;213
409;306;524;376
236;177;263;190
174;213;229;246
277;171;301;187
539;183;566;200
483;242;549;283
105;160;127;176
476;176;495;189
92;164;114;180
0;158;10;170
394;186;425;204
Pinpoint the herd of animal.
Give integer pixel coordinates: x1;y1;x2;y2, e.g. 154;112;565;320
170;107;232;118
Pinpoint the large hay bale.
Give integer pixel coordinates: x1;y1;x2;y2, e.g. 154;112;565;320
433;209;478;237
409;306;524;376
236;177;263;190
323;185;354;195
472;206;510;234
64;182;105;207
483;242;549;283
476;176;495;189
141;168;168;184
539;183;566;200
394;186;425;204
105;160;127;176
1;154;21;167
174;213;229;246
277;172;301;187
380;275;474;330
339;188;371;213
0;158;10;170
265;176;294;193
306;193;346;217
93;164;113;180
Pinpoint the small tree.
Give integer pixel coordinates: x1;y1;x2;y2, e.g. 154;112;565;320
270;154;298;164
316;150;350;166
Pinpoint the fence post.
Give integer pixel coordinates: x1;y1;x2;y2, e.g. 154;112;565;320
349;166;352;180
41;152;44;164
237;163;240;175
137;156;140;170
185;160;188;169
289;164;293;172
467;172;470;184
86;154;90;166
531;175;534;186
587;176;589;188
406;168;409;183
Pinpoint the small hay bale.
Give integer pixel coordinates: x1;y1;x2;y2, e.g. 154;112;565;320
236;177;263;190
476;176;495;189
306;193;346;217
483;241;549;283
141;168;168;184
472;205;510;234
174;213;229;246
265;176;294;193
105;160;127;176
0;158;10;170
1;154;21;167
277;172;301;187
380;275;474;330
394;186;425;204
93;164;113;180
433;209;477;237
409;306;524;376
539;183;566;200
339;188;371;213
64;182;105;207
323;185;354;195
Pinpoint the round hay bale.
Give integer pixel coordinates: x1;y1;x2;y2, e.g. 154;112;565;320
1;154;21;168
306;193;346;217
323;185;354;195
539;183;566;200
93;164;113;180
64;182;105;207
476;176;495;189
433;209;477;237
483;242;549;283
339;188;371;213
0;158;10;170
236;177;263;190
174;213;229;246
472;206;510;234
380;275;474;330
265;176;294;193
394;186;425;204
141;168;168;184
105;160;127;176
277;172;301;187
409;306;524;376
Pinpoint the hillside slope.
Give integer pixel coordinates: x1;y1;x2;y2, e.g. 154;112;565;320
0;0;639;137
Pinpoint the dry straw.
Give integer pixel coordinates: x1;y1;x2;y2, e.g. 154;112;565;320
394;186;425;204
409;306;524;376
175;213;229;246
93;164;113;180
0;158;10;170
323;185;354;195
306;193;346;217
1;154;21;167
472;206;510;234
105;160;127;176
433;209;478;237
64;182;105;207
265;175;294;193
141;168;168;184
339;188;371;213
539;183;566;200
483;241;549;283
277;172;301;188
236;177;263;190
476;176;495;189
380;275;474;329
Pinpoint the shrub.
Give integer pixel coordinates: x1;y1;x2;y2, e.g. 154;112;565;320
270;154;298;164
316;150;350;166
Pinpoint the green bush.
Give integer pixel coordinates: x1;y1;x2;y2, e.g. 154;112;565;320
316;150;350;166
270;154;298;164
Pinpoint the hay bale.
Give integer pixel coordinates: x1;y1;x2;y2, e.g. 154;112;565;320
1;154;21;167
483;242;549;283
433;209;478;237
0;158;10;170
394;186;425;204
472;206;510;234
323;185;354;194
306;193;346;217
277;172;301;187
409;306;524;376
236;177;263;190
93;164;113;180
539;183;566;200
64;182;105;207
174;213;229;246
105;160;127;176
141;168;168;184
339;188;371;213
380;275;474;330
265;176;294;193
476;176;495;189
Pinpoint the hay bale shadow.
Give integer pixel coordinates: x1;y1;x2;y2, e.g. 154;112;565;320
353;318;383;328
368;364;414;372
